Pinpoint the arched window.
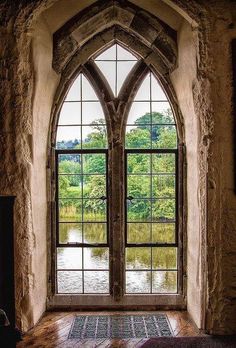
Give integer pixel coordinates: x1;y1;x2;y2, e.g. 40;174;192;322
125;72;178;294
54;43;181;301
56;73;109;294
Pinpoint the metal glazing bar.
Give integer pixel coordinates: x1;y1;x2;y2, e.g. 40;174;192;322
56;149;108;154
125;149;178;154
57;243;109;248
125;243;178;247
125;269;177;272
95;59;137;62
126;123;176;126
56;268;109;272
57;123;107;126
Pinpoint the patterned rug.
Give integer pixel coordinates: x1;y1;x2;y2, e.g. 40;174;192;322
68;314;173;339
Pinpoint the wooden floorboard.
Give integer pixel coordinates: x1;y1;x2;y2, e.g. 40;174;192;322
17;311;202;347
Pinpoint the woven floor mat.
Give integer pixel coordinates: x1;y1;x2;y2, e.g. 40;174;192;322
68;314;173;339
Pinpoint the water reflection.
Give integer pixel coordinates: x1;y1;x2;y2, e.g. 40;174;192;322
57;223;177;294
58;223;109;293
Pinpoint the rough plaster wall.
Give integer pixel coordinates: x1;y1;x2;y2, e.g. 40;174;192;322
170;0;236;334
0;0;59;331
42;0;96;33
31;17;59;327
202;2;236;334
0;4;36;332
171;21;202;328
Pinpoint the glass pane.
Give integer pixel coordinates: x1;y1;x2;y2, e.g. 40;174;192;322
58;175;82;198
127;175;150;198
152;271;177;293
59;223;82;244
83;154;106;174
57;271;82;293
126;247;151;269
126;126;151;149
150;106;174;124
152;154;175;174
59;199;82;222
95;61;116;94
65;75;81;101
95;45;116;60
152;247;177;269
117;44;137;60
151;74;167;101
83;200;106;221
134;74;150;101
82;75;98;100
83;223;107;244
58;154;81;174
127;154;150;174
57;247;82;269
82;126;107;149
152;175;175;198
127;223;151;244
127;102;150;124
84;247;109;269
83;175;106;198
58;102;81;125
82;102;105;124
152;199;175;222
56;126;81;149
152;223;175;243
117;61;136;95
151;125;177;149
84;271;109;293
127;199;151;222
126;271;151;293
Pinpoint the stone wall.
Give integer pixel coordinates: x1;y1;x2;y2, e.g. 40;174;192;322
202;2;236;334
0;0;236;334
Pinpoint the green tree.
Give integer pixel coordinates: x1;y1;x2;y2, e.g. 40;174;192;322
135;109;174;142
126;128;151;148
82;119;107;149
59;175;70;197
83;154;106;174
155;127;177;149
58;110;177;221
127;154;150;174
59;159;81;174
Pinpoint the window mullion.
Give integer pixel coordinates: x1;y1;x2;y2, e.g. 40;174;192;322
109;140;125;300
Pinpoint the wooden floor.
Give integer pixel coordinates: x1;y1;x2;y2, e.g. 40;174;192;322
17;311;203;347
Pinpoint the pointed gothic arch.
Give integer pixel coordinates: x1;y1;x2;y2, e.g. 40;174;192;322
52;0;178;74
50;37;185;308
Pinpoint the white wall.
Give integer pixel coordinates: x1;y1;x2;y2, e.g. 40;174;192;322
31;16;59;325
171;21;203;328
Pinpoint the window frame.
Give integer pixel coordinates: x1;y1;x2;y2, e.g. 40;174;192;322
55;148;109;248
125;148;179;248
50;43;185;305
55;149;109;295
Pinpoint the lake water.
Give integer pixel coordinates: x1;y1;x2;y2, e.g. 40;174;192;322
57;223;177;294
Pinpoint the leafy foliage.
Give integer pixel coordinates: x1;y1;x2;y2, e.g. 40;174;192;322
58;109;177;222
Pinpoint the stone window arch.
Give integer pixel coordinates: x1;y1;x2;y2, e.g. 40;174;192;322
51;38;184;306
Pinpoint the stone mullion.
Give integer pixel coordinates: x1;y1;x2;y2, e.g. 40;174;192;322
109;125;125;301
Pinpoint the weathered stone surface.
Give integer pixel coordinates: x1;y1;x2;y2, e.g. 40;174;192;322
0;0;236;336
52;0;177;73
170;0;236;334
